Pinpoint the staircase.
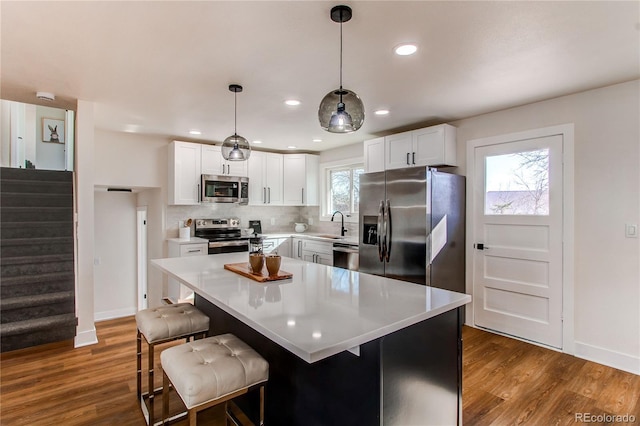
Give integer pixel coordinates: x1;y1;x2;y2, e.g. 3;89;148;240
1;167;77;352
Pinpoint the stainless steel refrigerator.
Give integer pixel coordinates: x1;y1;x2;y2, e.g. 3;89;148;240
359;166;465;293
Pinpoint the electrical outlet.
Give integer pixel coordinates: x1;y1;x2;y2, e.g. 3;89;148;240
625;223;638;238
94;257;101;266
270;218;276;225
308;217;314;225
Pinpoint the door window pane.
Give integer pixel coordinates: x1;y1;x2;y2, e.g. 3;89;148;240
485;148;549;215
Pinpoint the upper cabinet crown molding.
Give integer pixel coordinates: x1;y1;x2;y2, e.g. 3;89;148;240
364;124;457;173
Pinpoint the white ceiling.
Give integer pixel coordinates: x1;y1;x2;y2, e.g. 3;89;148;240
2;1;638;152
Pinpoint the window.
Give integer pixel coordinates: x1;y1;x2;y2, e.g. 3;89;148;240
485;148;549;215
323;162;364;217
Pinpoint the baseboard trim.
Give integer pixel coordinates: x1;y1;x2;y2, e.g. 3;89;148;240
74;327;98;348
94;307;137;322
574;341;640;375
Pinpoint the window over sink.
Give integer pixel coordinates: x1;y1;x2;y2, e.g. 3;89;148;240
319;157;363;222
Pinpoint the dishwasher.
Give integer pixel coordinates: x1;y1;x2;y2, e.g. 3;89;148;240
333;242;359;271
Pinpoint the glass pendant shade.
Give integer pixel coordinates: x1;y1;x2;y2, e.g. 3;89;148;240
221;134;251;161
318;89;364;133
221;83;250;161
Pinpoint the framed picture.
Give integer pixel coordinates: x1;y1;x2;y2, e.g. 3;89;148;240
42;118;65;143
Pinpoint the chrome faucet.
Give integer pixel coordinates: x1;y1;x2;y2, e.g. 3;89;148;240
331;210;347;237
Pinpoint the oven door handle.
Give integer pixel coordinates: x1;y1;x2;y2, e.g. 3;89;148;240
208;240;249;248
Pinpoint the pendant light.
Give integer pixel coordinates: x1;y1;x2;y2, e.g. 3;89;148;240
318;5;364;133
221;84;251;161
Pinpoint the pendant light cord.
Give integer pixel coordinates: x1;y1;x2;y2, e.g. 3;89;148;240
234;91;238;135
339;8;343;102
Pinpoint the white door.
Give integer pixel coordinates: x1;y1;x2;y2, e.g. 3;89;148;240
473;134;563;348
136;207;148;311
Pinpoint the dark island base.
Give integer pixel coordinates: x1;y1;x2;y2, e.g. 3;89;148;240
195;294;462;426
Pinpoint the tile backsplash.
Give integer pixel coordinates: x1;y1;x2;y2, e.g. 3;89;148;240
167;204;358;238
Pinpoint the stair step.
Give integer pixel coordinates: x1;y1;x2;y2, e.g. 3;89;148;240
1;206;73;223
1;291;74;310
0;167;73;183
1;271;75;287
1;292;75;323
0;178;72;194
1;257;74;278
0;253;74;266
1;313;77;336
1;276;74;298
1;239;73;258
0;192;73;208
1;222;73;239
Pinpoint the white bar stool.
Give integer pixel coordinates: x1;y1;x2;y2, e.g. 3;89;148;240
136;303;210;425
161;333;269;426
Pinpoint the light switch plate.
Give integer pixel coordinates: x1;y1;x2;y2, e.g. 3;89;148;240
625;223;638;238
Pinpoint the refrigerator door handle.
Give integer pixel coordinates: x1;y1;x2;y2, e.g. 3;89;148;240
384;200;392;262
377;200;385;261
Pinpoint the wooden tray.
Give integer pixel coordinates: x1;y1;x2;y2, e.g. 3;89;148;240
224;262;293;282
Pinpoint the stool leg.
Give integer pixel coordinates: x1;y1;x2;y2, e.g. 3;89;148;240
259;385;265;426
162;371;169;425
137;330;142;401
148;342;155;426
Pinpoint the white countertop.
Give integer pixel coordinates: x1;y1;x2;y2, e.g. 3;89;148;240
166;236;209;244
151;253;471;363
262;232;360;245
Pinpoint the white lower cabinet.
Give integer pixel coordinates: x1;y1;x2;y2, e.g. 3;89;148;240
291;237;304;260
262;237;291;257
167;239;208;303
301;239;333;266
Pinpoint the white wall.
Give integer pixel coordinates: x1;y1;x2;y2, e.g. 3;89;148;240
451;80;639;373
75;100;97;347
94;129;170;309
94;129;167;188
94;191;137;319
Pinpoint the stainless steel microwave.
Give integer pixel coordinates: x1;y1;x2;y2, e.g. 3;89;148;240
201;175;249;204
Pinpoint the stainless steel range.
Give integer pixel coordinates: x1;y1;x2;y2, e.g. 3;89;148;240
194;218;249;254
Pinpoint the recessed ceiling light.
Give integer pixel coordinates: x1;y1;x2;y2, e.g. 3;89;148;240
285;99;301;106
312;331;322;339
287;146;297;149
394;43;418;56
189;130;202;135
312;139;322;143
252;140;262;144
374;109;390;116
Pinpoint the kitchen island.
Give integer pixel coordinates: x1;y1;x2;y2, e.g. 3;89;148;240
151;253;471;425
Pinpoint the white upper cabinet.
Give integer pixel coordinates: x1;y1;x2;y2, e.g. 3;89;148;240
168;141;201;205
283;154;319;206
201;145;247;177
248;151;283;205
368;124;457;171
385;131;414;170
363;137;385;173
411;124;457;167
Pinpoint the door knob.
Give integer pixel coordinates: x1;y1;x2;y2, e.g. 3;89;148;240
475;243;489;250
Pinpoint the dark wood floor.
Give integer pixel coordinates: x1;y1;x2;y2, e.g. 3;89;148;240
1;316;638;425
